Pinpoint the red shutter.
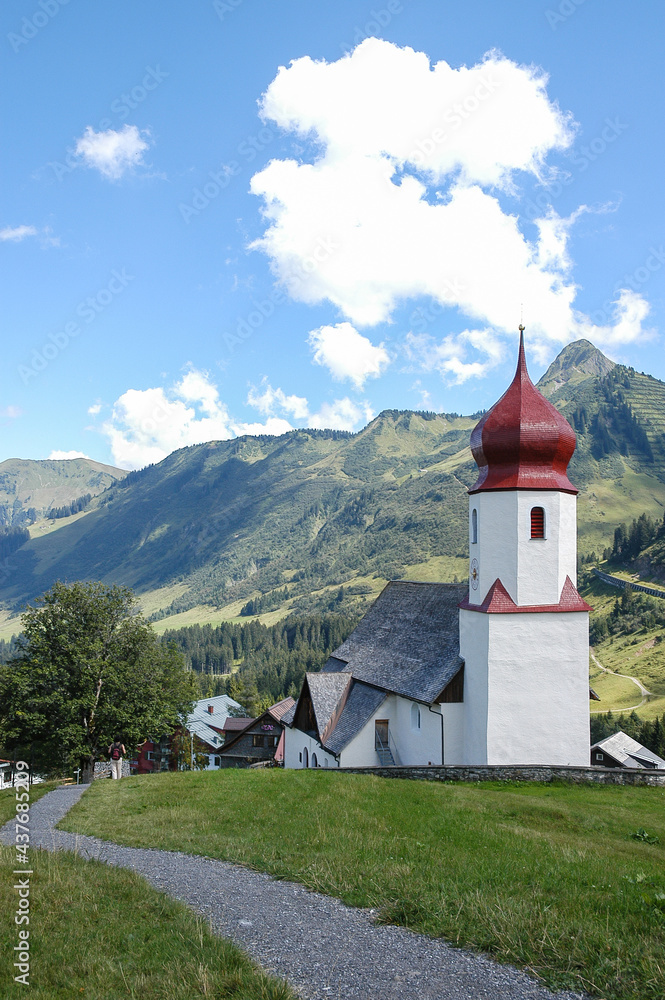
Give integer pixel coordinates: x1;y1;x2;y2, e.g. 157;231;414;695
531;507;545;538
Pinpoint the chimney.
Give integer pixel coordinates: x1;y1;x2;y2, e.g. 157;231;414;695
207;705;214;715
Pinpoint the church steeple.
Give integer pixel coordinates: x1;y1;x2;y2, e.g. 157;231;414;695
469;328;577;495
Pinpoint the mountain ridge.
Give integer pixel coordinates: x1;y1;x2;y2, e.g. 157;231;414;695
2;340;665;633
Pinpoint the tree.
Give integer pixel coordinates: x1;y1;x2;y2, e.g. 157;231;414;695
0;581;196;779
169;727;210;771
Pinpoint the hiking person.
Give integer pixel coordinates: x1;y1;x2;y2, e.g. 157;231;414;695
108;737;126;779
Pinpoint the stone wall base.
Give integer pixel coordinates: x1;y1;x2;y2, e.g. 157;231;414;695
93;760;130;780
336;763;665;786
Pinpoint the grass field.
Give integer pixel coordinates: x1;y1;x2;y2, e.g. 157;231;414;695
60;770;665;1000
0;781;60;827
0;844;294;999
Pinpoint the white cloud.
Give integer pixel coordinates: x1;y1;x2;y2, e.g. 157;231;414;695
406;327;505;384
0;225;37;242
48;450;90;460
101;370;234;469
247;378;309;419
235;417;294;436
308;322;390;388
87;402;102;415
250;39;651;353
75;124;150;180
308;397;374;431
575;289;655;348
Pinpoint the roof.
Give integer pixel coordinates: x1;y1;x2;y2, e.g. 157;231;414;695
193;694;242;717
267;696;296;722
326;580;465;704
591;731;665;769
469;330;577;495
323;681;387;755
217;698;296;755
223;717;256;732
185;716;224;748
459;576;592;614
288;581;464;756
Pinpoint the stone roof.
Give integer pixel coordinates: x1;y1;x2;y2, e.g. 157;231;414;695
307;673;352;735
323;681;387;755
325;580;465;704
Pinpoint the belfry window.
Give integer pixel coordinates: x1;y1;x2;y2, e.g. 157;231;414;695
530;506;545;539
471;508;478;544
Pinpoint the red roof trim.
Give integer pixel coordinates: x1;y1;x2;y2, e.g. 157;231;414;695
459;576;592;614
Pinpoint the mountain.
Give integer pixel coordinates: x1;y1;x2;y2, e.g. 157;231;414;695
3;340;665;634
0;458;125;527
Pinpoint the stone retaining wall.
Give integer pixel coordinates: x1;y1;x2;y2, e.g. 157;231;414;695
337;763;665;786
93;760;130;780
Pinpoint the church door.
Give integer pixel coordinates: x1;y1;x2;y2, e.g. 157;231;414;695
374;720;389;748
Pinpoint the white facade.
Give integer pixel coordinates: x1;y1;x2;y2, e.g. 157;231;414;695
468;489;577;606
284;693;446;768
461;483;590;766
459;608;589;765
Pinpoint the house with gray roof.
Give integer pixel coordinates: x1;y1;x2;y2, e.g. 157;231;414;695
591;731;665;770
284;581;465;769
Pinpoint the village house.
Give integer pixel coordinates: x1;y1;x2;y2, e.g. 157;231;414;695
285;329;592;769
591;731;665;769
132;694;245;773
217;697;296;767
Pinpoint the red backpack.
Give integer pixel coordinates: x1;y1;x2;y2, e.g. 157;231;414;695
110;744;122;761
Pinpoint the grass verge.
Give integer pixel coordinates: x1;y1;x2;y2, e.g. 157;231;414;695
60;770;665;1000
0;844;295;999
0;782;60;827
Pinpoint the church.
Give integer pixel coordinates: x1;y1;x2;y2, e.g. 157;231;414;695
283;329;592;769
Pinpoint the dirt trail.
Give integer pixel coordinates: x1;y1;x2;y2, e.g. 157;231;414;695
590;650;654;712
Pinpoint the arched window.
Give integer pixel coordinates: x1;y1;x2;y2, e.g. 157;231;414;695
530;506;545;539
411;703;421;731
302;747;308;768
311;752;318;768
471;508;478;544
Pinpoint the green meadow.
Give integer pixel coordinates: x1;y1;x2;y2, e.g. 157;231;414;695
59;769;665;1000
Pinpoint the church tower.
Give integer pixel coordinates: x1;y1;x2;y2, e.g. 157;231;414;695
458;328;591;765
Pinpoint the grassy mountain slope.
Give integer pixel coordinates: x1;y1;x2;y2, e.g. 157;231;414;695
0;457;125;527
4;339;665;652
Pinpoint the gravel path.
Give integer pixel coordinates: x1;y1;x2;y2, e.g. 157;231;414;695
1;785;588;1000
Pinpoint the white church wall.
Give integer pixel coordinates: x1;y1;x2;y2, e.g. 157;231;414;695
393;696;443;765
470;491;577;607
485;612;590;765
441;702;464;763
283;727;338;769
515;491;577;605
459;609;490;764
340;694;393;767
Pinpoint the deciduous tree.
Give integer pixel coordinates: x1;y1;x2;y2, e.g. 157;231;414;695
0;581;196;779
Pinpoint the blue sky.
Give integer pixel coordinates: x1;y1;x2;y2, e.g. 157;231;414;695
2;0;664;469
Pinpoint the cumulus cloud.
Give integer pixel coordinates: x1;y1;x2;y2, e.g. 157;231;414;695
0;225;37;242
87;402;102;415
250;39;651;356
308;322;390;388
247;378;309;419
575;289;655;348
308;397;374;431
48;450;90;460
406;327;505;384
101;369;234;469
75;124;150;180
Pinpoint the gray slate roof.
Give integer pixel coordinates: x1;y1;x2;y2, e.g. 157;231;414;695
307;673;351;735
322;681;386;755
289;581;465;756
592;730;665;769
325;581;465;704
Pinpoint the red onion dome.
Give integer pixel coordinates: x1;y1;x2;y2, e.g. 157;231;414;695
469;329;577;495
